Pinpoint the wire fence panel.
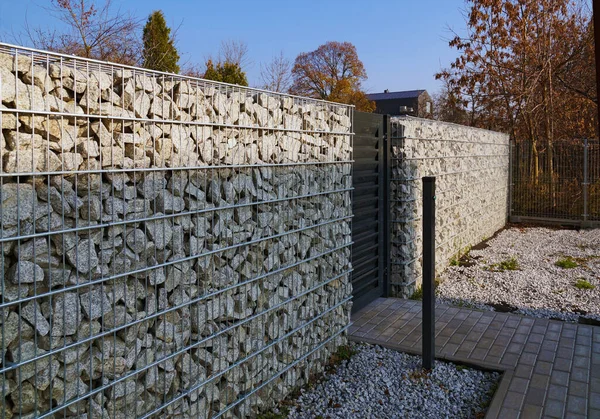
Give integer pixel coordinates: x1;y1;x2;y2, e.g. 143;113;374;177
510;139;599;225
0;43;353;418
589;141;600;222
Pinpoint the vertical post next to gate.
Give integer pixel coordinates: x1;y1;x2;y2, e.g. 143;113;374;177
583;138;590;226
422;176;436;370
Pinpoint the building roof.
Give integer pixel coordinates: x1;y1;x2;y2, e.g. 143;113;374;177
366;89;426;101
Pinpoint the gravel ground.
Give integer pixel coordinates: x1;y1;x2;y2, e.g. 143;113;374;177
283;343;500;419
437;227;600;322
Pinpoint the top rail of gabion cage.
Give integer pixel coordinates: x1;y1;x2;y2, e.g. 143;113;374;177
0;42;354;110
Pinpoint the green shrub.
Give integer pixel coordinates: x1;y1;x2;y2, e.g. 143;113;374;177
575;279;595;290
555;257;578;269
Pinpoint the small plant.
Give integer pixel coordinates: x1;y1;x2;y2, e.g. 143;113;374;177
575;278;595;290
487;257;519;272
410;278;440;300
332;345;355;362
555;257;578;269
257;409;289;419
410;286;423;300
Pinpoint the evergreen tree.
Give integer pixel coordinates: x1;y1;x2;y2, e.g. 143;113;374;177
142;10;180;73
203;59;248;86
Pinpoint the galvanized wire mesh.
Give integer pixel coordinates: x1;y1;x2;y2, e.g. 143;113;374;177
510;139;599;225
0;43;353;418
389;118;510;297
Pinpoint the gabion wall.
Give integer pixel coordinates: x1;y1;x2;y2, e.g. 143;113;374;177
0;43;353;418
390;117;509;298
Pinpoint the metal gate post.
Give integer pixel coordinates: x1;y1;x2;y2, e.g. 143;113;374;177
583;138;590;226
422;176;436;370
383;115;391;297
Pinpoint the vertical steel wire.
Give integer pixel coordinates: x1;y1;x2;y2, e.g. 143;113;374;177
0;42;354;419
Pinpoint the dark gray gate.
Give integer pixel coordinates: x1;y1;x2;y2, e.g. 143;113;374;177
351;111;390;312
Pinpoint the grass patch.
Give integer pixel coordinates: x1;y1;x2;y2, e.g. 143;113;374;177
575;278;595;290
487;257;519;272
257;409;289;419
555;257;579;269
409;279;441;301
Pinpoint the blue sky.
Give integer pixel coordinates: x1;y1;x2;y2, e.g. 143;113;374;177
0;0;467;96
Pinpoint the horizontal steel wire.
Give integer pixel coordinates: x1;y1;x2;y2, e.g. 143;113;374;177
390;135;511;147
37;278;353;418
0;186;352;243
391;195;508;265
0;107;354;136
0;160;353;178
389;163;508;182
391;175;508;202
0;242;352;372
391;183;508;224
0;42;355;107
0;215;352;310
393;153;508;161
212;324;349;419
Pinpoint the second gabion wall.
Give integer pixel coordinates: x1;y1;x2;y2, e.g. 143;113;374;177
390;117;509;298
0;43;353;418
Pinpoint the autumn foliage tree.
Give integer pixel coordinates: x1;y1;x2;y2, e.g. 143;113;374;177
26;0;141;65
290;41;375;112
142;10;180;73
436;0;596;142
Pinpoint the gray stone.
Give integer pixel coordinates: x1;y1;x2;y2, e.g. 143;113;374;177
145;215;173;250
66;239;99;273
20;300;50;336
7;261;44;284
126;228;149;254
156;190;185;213
80;288;111;320
0;183;37;227
51;292;80;336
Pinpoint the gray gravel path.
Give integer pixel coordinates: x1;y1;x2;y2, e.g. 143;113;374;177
437;227;600;322
284;343;499;419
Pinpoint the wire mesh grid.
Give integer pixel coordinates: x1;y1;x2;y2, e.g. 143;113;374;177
0;43;354;418
511;139;599;224
389;118;510;296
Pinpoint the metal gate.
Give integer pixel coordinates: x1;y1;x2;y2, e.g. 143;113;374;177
351;112;390;312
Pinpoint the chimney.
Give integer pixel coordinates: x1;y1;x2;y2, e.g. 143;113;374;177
384;89;389;93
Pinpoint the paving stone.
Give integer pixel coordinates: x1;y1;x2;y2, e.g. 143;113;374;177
544;399;566;418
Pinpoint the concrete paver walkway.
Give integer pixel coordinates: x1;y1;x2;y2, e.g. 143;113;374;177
349;298;600;418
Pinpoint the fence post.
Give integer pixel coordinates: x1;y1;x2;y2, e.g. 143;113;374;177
422;176;436;370
583;138;589;225
508;139;513;223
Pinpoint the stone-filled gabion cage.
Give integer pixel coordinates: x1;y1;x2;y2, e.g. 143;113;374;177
389;117;509;298
0;43;353;418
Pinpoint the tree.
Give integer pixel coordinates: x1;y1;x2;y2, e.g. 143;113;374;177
203;59;248;86
218;40;251;70
260;51;292;92
433;81;469;125
289;41;375;112
142;10;180;73
436;0;596;141
25;0;140;65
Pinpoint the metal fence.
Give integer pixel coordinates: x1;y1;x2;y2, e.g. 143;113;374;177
0;43;353;418
510;139;600;226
